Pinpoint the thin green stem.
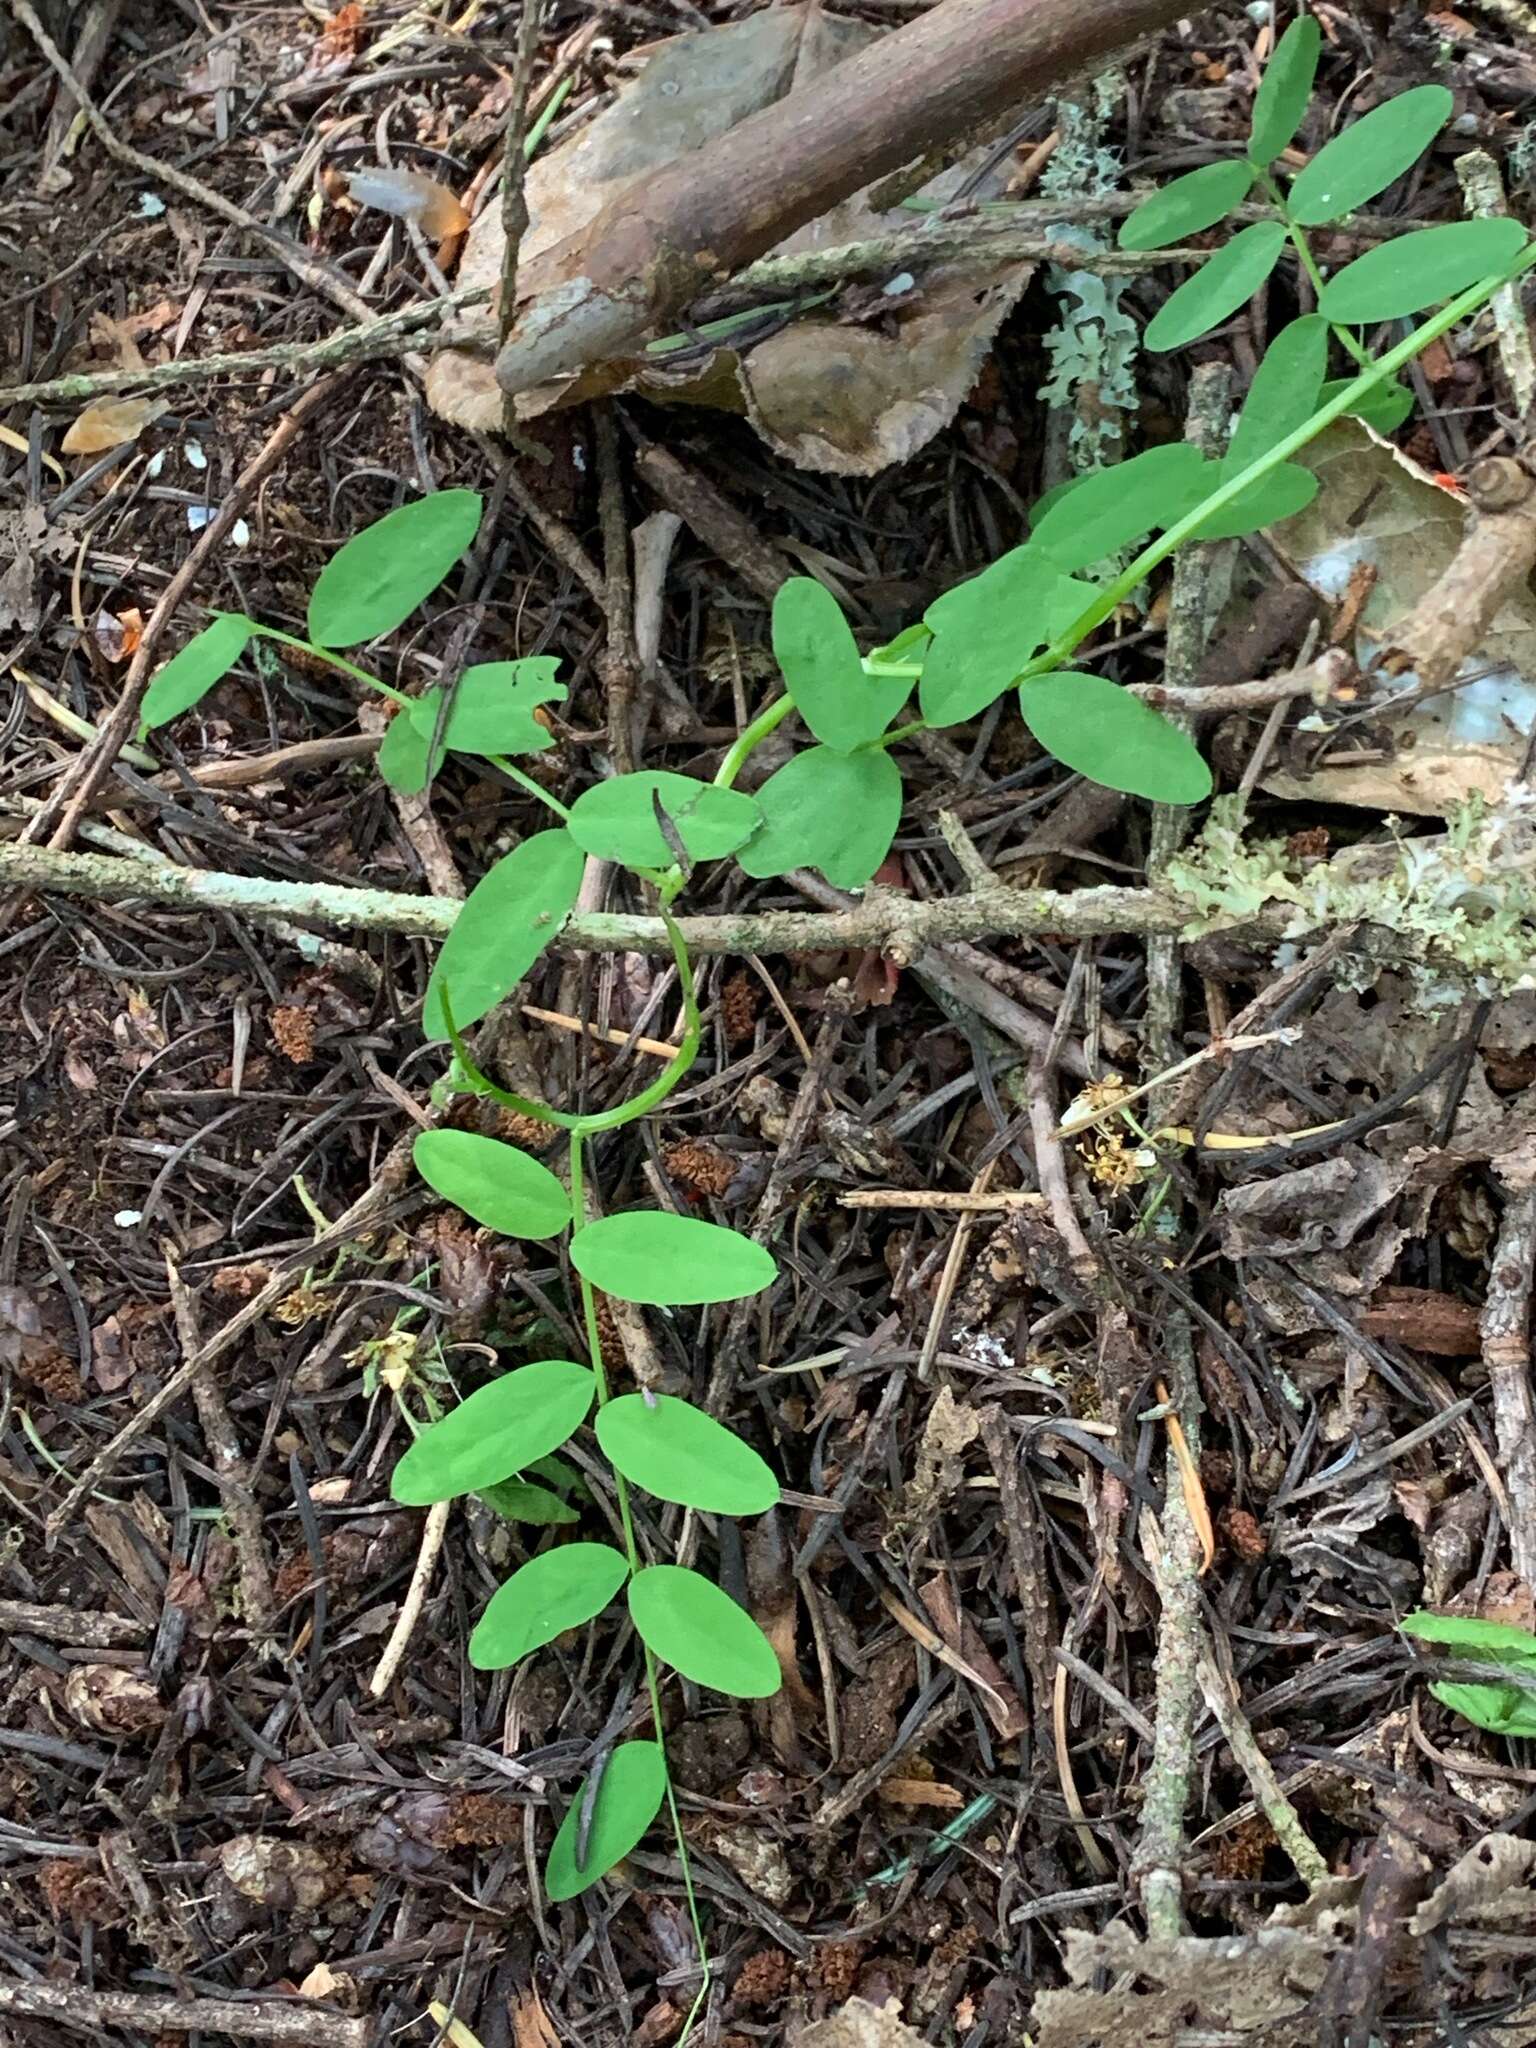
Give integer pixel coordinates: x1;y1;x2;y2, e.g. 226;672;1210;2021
251;624;412;704
567;1129;711;2034
484;751;572;821
714;693;795;790
1259;169;1370;367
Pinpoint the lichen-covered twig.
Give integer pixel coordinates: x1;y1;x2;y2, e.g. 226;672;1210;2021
1456;148;1536;415
1480;1181;1536;1591
0;1979;368;2047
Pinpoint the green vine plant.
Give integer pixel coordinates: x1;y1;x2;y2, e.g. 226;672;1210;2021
130;21;1536;2010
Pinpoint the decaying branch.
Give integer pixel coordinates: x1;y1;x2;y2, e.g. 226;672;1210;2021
0;1979;368;2047
1378;455;1536;687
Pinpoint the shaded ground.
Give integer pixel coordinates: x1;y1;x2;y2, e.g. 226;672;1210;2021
6;3;1536;2046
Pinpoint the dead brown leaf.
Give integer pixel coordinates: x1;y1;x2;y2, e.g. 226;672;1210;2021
62;398;168;456
346;166;468;240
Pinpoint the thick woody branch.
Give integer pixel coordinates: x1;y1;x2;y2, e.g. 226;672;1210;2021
1379;457;1536;688
0;1980;368;2047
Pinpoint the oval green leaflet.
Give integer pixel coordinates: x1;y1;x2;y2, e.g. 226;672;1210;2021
1029;443;1210;572
307;488;483;647
1317;218;1529;324
1225;316;1329;471
1287;84;1452;226
390;1359;596;1506
1247;15;1321;167
1145;221;1287;353
919;548;1097;724
377;705;442;795
1117;161;1254;253
735;744;903;890
1018;673;1212;805
468;1541;630;1669
595;1395;779;1515
627;1564;782;1698
569;1212;777;1306
412;1129;571;1239
567;771;761;869
770;577;910;752
1317;374;1414;433
545;1739;668;1901
422;827;586;1041
139;613;254;733
478;1478;579;1526
410;658;566;757
1187;461;1318;540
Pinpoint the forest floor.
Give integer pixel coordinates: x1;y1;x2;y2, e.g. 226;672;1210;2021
6;0;1536;2044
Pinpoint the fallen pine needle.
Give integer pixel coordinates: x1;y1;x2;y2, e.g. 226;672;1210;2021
521;1004;680;1060
1156;1377;1215;1574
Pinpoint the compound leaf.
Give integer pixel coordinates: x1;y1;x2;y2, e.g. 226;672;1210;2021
390;1359;596;1506
735;745;902;890
1288;84;1453;226
772;577;910;752
596;1395;779;1515
545;1740;667;1901
469;1541;629;1669
569;1213;776;1307
413;1129;571;1239
627;1565;782;1698
307;488;482;647
1019;673;1212;804
422;827;585;1041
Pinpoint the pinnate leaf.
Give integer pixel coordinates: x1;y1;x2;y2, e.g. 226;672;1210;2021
1019;673;1212;804
422;827;585;1041
1145;222;1287;352
627;1565;782;1698
919;548;1097;724
390;1359;596;1505
413;1129;570;1239
567;771;760;868
545;1740;667;1900
307;488;482;647
468;1541;629;1669
1248;15;1321;165
1227;316;1329;471
140;614;254;731
1288;84;1452;226
596;1395;779;1515
1118;161;1254;252
411;658;565;757
570;1213;776;1307
1317;218;1528;323
735;745;902;890
1029;444;1210;571
772;577;910;752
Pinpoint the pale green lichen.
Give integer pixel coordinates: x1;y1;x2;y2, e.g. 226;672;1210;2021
1164;793;1536;995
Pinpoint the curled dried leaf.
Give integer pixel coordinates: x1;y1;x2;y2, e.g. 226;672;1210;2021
62;398;168;455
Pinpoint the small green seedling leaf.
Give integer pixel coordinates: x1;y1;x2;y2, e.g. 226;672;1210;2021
1428;1680;1536;1739
569;1213;776;1307
1288;84;1453;226
567;772;760;869
139;613;254;731
771;577;910;752
1118;161;1254;252
1400;1611;1536;1664
919;548;1097;724
1317;218;1528;323
866;621;932;667
413;1129;571;1239
478;1478;580;1525
468;1541;629;1669
1145;221;1287;352
378;705;443;794
307;488;483;647
735;745;902;890
545;1740;667;1901
422;827;585;1041
1318;374;1415;432
1248;15;1321;166
627;1565;782;1698
1187;460;1318;540
1029;444;1210;571
410;658;566;757
596;1395;780;1515
390;1359;596;1505
1019;673;1212;805
1227;316;1329;471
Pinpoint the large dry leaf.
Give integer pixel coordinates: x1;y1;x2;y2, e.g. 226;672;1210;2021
62;397;168;455
427;4;1032;473
1257;423;1536;814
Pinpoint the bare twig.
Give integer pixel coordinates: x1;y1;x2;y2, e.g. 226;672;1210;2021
370;1499;451;1696
1480;1181;1536;1590
0;1599;142;1646
0;1979;368;2047
1196;1649;1328;1890
1455;149;1536;415
840;1188;1046;1212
